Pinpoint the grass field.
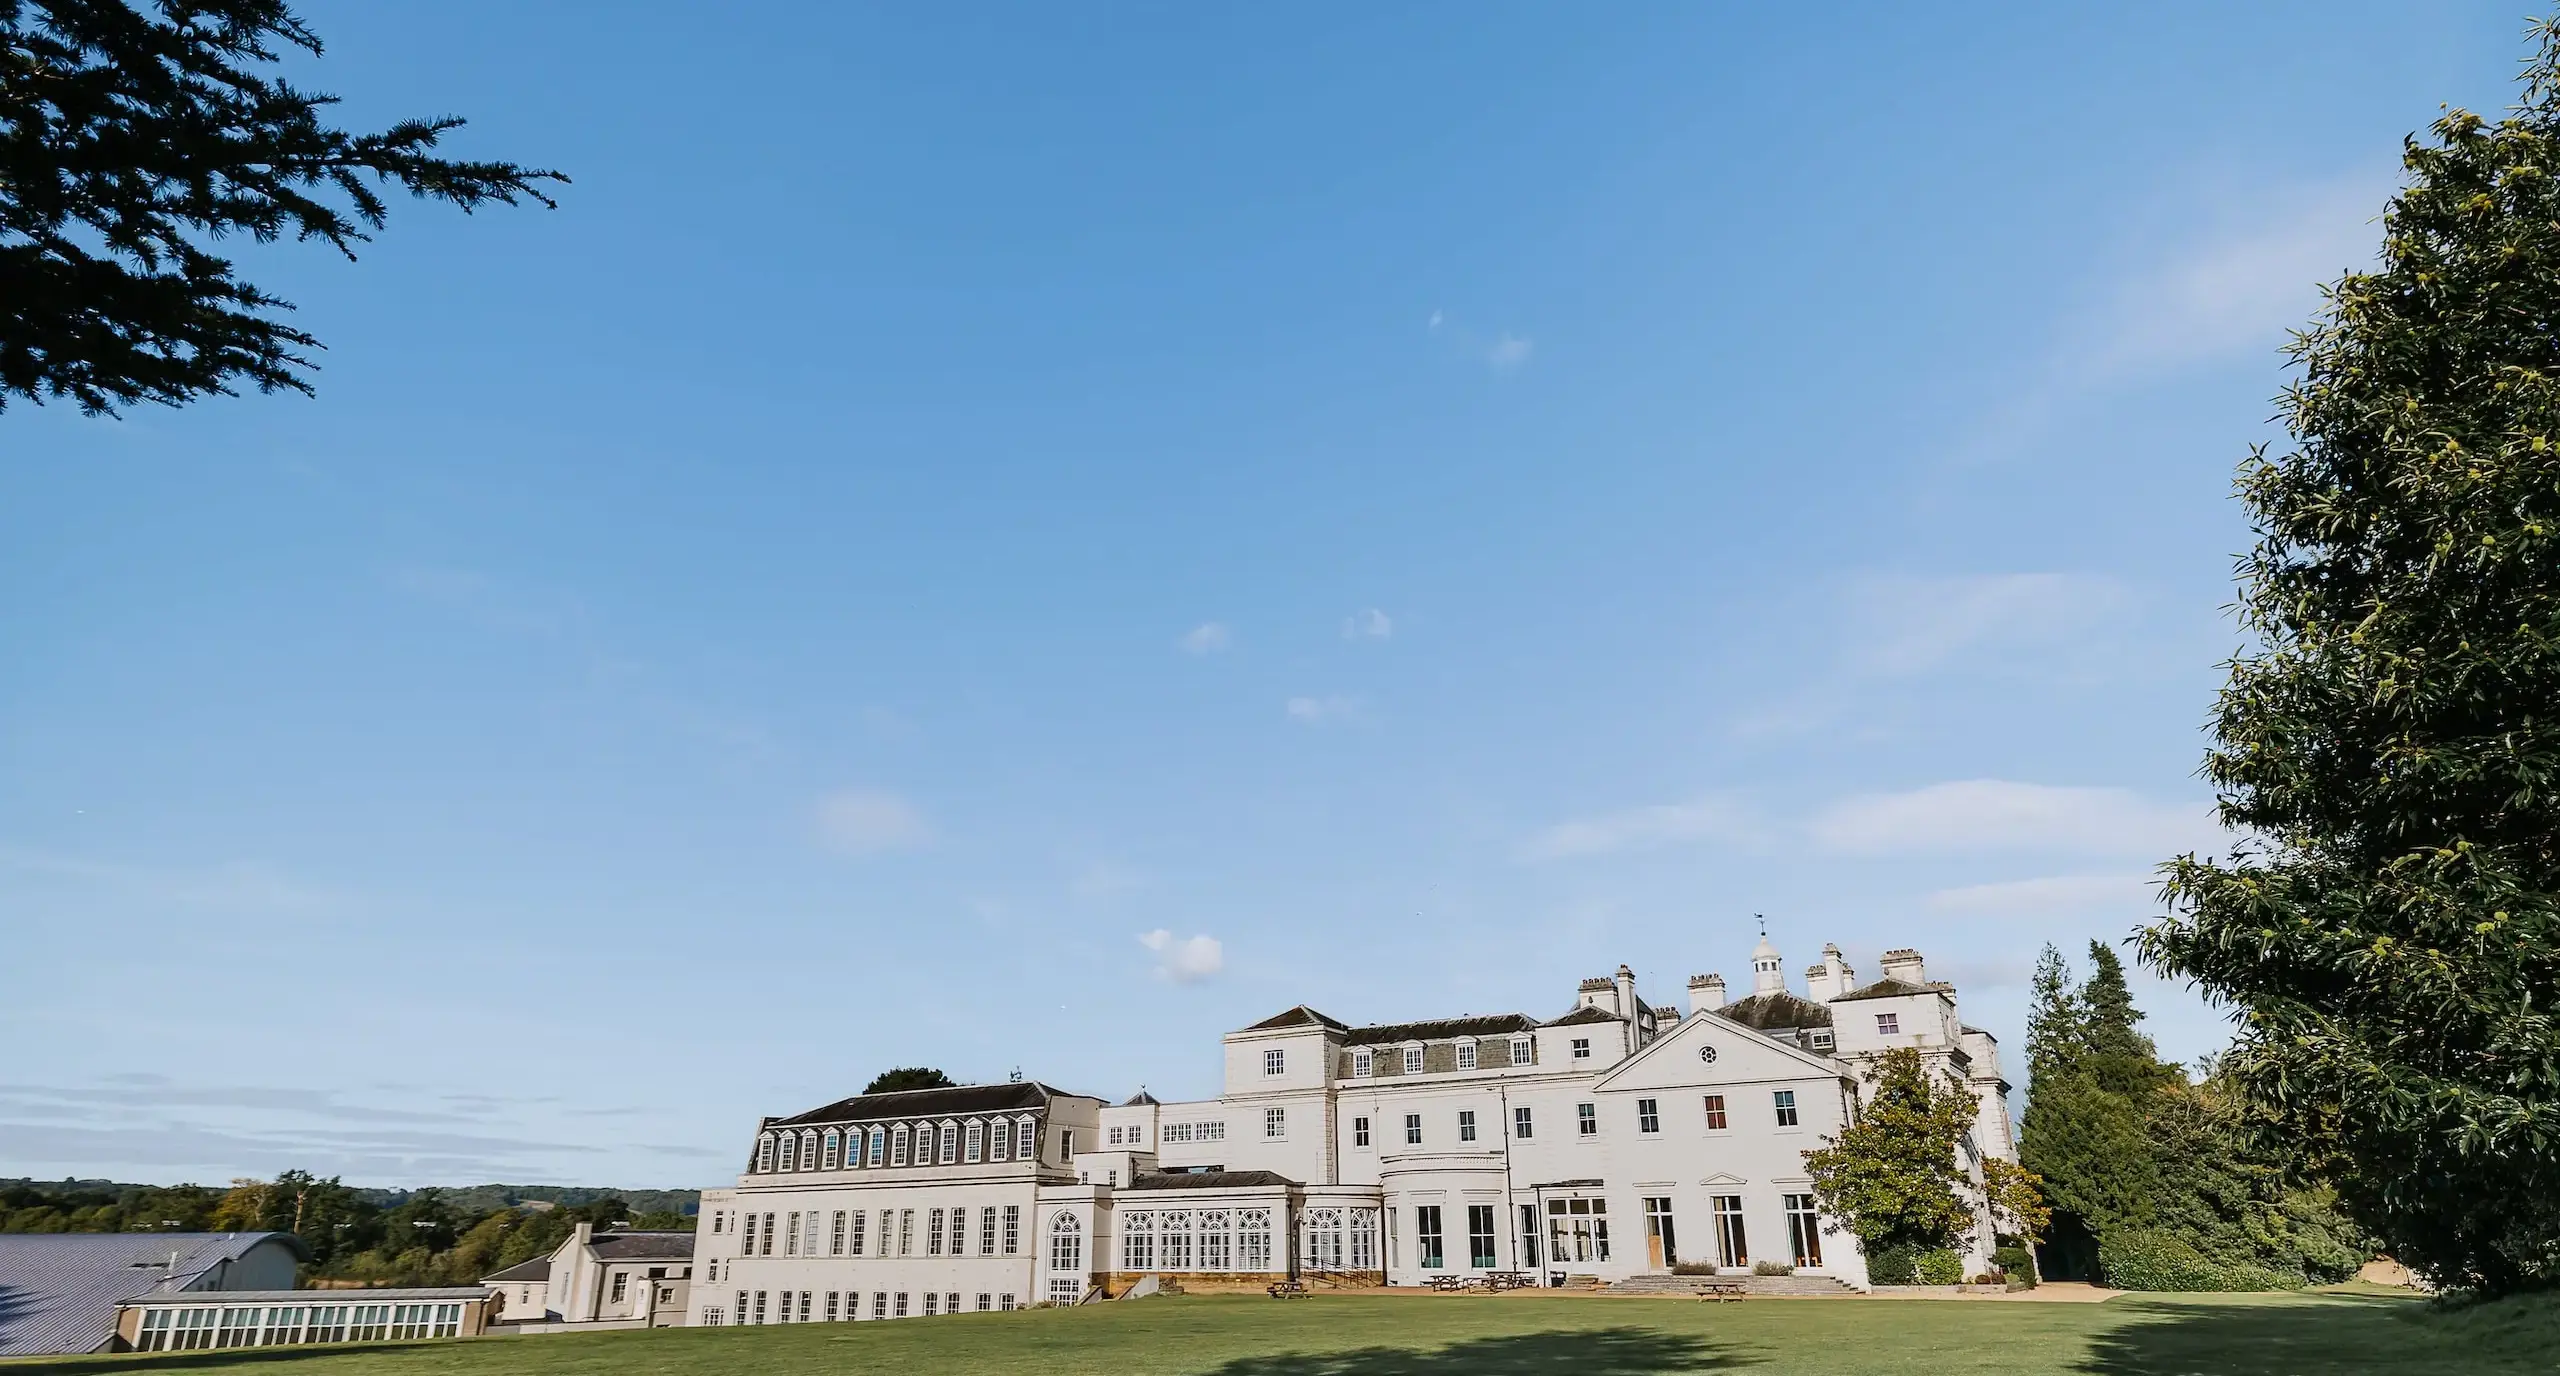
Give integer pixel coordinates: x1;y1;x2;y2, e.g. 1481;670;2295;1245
21;1289;2557;1375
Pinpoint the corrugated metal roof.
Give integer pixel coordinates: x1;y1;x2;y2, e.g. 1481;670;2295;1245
0;1232;302;1357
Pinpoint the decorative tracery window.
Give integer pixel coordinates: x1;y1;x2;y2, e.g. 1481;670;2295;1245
1303;1207;1345;1270
1121;1211;1155;1270
1239;1209;1273;1271
1048;1211;1083;1285
1200;1209;1232;1270
1349;1209;1379;1268
1161;1210;1194;1270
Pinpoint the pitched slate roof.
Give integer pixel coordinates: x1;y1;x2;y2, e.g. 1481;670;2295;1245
1543;1005;1623;1028
589;1231;697;1261
769;1080;1071;1127
1713;990;1835;1031
1122;1090;1161;1106
1833;977;1951;1003
1241;1005;1350;1032
0;1232;306;1357
1340;1013;1539;1047
481;1255;552;1283
1124;1170;1298;1191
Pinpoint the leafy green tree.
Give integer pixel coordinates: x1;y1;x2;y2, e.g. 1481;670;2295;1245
0;0;564;414
2144;19;2560;1297
865;1067;957;1094
1803;1048;1982;1259
628;1209;694;1231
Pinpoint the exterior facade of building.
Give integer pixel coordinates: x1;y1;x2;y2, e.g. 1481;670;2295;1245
0;1231;307;1357
480;1223;694;1329
113;1288;496;1350
689;939;2015;1325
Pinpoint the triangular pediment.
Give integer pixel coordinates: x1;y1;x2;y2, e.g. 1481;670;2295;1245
1593;1001;1843;1094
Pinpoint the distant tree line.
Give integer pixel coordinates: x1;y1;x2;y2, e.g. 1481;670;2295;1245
0;1174;695;1286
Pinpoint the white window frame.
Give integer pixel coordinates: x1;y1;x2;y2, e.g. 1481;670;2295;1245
1576;1102;1597;1136
1264;1106;1286;1139
1510;1036;1532;1064
1264;1048;1286;1076
1353;1049;1373;1078
1876;1012;1900;1035
1456;1041;1477;1071
1403;1045;1424;1075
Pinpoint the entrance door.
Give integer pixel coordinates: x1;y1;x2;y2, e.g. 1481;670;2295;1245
1642;1197;1676;1270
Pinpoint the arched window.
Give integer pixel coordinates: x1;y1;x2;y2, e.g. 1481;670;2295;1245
755;1134;775;1173
822;1129;840;1170
1303;1206;1345;1270
891;1125;910;1167
1048;1211;1083;1285
964;1120;984;1163
868;1126;885;1166
1121;1211;1154;1270
939;1122;959;1164
801;1130;821;1169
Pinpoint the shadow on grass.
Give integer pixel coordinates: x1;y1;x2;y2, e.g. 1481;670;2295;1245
2077;1293;2454;1376
27;1340;490;1372
1192;1325;1758;1376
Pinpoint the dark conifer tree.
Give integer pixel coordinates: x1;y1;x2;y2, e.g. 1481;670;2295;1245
1;1;563;414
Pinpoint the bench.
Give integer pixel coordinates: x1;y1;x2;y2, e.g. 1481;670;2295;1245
1265;1280;1310;1299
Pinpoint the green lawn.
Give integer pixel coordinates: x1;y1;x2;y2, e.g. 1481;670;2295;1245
21;1290;2556;1375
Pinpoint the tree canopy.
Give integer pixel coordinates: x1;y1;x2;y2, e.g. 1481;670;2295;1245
1802;1047;1982;1260
1;0;563;414
865;1067;957;1094
2143;19;2560;1297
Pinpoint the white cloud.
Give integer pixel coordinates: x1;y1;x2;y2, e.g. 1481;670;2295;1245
1521;798;1759;862
1285;694;1362;725
1925;873;2157;916
1428;310;1534;371
1139;929;1223;983
814;788;933;856
2097;174;2384;376
1179;622;1232;654
1848;572;2130;675
1812;780;2214;857
1341;608;1393;641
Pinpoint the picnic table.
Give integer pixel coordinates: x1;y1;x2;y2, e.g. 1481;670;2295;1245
1695;1279;1747;1302
1425;1274;1474;1293
1482;1272;1534;1291
1265;1279;1310;1299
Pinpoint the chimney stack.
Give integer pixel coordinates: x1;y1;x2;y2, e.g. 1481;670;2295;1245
1578;976;1614;1012
1806;943;1853;1001
1687;973;1726;1014
1880;948;1927;986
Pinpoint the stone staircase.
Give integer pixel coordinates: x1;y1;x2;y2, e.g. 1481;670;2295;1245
1607;1273;1862;1298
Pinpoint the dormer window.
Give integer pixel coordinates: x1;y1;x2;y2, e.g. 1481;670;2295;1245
1571;1038;1591;1060
1456;1041;1478;1071
1876;1013;1900;1036
1510;1036;1532;1065
1811;1030;1835;1051
755;1133;775;1173
1403;1046;1424;1075
1353;1050;1373;1078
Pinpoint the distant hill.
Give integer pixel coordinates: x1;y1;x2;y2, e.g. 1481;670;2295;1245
0;1179;701;1218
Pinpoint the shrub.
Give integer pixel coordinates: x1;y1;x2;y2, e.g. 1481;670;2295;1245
1751;1261;1792;1276
1914;1250;1964;1285
1866;1245;1918;1284
1669;1261;1717;1276
2100;1228;2306;1292
1993;1244;2038;1287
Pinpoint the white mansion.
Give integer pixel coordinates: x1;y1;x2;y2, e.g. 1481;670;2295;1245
687;938;2015;1322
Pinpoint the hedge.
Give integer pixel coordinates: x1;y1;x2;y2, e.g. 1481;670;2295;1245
2100;1228;2306;1292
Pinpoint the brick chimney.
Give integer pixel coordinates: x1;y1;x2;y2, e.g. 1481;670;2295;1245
1687;973;1726;1014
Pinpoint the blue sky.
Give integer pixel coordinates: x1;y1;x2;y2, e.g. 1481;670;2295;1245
0;3;2532;1189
